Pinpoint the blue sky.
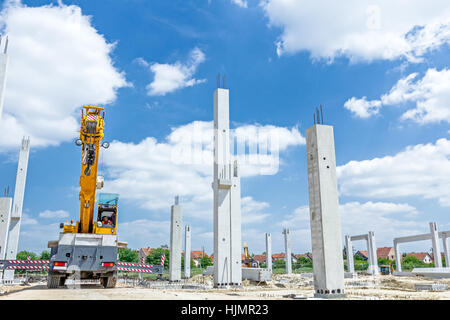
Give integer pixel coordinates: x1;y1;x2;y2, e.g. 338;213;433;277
0;0;449;256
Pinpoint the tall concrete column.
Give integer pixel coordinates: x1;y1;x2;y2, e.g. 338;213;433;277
430;222;443;268
283;228;292;274
442;236;450;268
0;197;12;260
4;137;30;281
0;36;9;123
306;124;345;297
169;196;182;282
212;87;242;287
394;240;402;272
345;235;355;274
184;225;191;279
265;233;272;272
367;231;378;276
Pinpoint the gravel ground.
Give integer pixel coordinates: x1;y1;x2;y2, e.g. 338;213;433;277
0;274;449;300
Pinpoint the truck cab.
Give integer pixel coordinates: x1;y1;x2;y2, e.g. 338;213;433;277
93;193;119;235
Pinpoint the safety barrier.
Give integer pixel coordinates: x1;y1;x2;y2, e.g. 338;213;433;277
0;260;163;274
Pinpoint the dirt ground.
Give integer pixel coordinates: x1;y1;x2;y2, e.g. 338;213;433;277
1;273;450;300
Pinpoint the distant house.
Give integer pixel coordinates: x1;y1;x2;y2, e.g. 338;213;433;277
138;247;155;263
295;253;312;261
272;253;286;261
355;250;369;260
429;253;445;264
377;247;395;261
253;254;267;264
406;252;433;264
190;251;209;267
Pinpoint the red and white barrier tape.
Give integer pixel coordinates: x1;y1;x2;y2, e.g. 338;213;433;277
117;262;154;268
7;260;50;264
7;265;49;270
117;267;153;273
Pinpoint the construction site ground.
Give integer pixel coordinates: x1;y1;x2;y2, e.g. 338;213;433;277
1;273;450;300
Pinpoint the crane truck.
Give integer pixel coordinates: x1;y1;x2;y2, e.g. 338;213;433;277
47;106;125;288
243;242;259;268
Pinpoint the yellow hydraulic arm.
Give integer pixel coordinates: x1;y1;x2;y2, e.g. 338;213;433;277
76;106;108;234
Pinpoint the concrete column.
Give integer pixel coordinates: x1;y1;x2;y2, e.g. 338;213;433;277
442;236;450;268
430;222;443;268
212;87;242;287
0;36;9;123
306;124;345;297
4;137;30;281
283;228;292;274
367;231;378;276
229;160;242;285
169;196;182;282
184;225;191;279
0;197;12;260
265;233;272;272
394;240;402;272
345;235;354;274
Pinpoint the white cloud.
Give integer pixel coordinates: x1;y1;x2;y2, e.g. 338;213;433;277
337;138;450;207
279;201;422;248
261;0;450;63
142;47;206;96
231;0;248;8
0;1;128;151
38;209;69;219
344;69;450;123
344;97;382;118
102;120;304;219
241;196;270;224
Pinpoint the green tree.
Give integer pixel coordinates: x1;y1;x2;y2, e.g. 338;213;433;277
181;256;195;269
146;247;170;269
39;250;51;260
119;248;139;263
16;251;38;260
199;255;213;268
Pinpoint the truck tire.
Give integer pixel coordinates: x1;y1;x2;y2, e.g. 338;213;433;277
101;275;117;288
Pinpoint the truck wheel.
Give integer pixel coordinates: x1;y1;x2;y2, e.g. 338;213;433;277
47;273;61;289
101;276;117;288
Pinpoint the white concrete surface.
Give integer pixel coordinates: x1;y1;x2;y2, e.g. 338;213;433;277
306;124;345;297
184;225;191;279
283;228;292;274
4;137;30;281
169;197;182;282
212;88;242;287
265;233;272;272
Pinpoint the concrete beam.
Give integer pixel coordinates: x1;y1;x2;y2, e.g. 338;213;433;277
212;88;242;287
4;138;30;281
169;197;182;282
283;228;292;274
184;225;191;279
265;233;272;272
0;36;9;123
367;231;378;276
430;222;443;268
0;198;12;260
345;235;355;274
306;124;345;298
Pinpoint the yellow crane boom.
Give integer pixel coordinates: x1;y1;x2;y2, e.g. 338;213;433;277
78;106;105;233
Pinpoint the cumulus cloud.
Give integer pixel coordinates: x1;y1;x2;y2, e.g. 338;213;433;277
102;120;304;219
261;0;450;63
231;0;248;8
241;196;270;224
0;1;128;151
140;47;206;96
38;209;69;219
337;138;450;207
279;201;422;248
344;69;450;123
